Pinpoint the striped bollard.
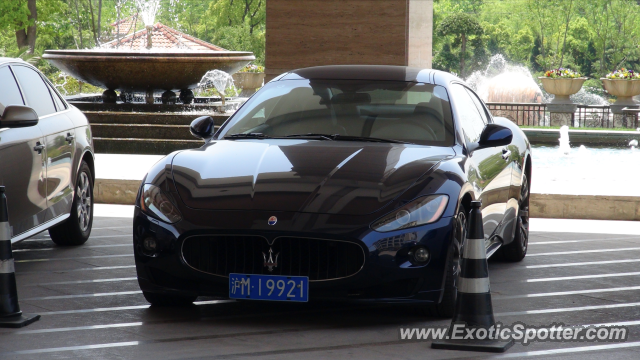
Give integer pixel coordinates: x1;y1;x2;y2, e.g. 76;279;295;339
432;200;513;352
0;186;40;328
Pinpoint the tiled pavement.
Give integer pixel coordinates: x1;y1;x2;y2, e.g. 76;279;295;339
0;211;638;359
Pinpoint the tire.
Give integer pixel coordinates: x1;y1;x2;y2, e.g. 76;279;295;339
421;204;467;318
502;172;529;262
49;161;93;246
143;291;197;306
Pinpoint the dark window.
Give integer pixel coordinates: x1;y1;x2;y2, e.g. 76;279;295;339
450;84;486;143
465;88;491;124
11;66;56;117
0;66;25;113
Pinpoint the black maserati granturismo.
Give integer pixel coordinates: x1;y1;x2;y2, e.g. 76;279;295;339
133;65;531;316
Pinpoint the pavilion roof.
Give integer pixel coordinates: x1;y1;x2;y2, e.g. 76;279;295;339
102;22;226;51
109;14;141;36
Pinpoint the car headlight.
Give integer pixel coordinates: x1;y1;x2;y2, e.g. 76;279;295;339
371;195;449;232
138;184;182;224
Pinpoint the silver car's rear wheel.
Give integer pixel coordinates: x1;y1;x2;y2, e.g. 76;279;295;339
77;171;91;232
49;161;93;246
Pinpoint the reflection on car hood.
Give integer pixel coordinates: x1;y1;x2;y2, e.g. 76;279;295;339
171;139;454;215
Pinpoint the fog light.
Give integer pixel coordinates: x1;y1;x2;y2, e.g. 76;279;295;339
143;237;157;252
412;246;429;264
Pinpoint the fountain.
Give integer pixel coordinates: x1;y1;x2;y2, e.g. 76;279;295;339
558;125;571;155
42;0;254;105
466;55;543;103
198;70;235;108
39;0;256;155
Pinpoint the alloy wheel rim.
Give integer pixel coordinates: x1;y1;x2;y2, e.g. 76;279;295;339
76;172;91;232
453;211;467;285
520;174;530;252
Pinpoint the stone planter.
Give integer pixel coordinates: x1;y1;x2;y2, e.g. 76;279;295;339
232;72;265;97
539;77;587;127
602;78;640;126
602;78;640;106
538;77;587;104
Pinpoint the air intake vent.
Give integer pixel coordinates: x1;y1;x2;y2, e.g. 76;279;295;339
181;235;365;281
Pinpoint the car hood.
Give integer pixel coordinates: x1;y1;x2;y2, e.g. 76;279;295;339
171;140;454;215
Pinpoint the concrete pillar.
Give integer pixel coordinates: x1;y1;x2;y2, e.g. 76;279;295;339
547;103;576;127
611;104;638;128
265;0;433;81
550;112;572;127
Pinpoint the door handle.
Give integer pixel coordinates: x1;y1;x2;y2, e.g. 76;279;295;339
33;142;44;154
66;133;74;144
501;148;511;160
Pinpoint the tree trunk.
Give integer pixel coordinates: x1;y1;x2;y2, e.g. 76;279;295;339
89;0;98;45
15;29;28;49
97;0;102;41
75;0;83;48
26;0;37;53
15;0;37;53
559;0;573;68
460;34;466;78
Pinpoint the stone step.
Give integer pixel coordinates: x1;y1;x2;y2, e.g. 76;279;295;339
94;138;203;155
84;111;229;125
91;123;217;140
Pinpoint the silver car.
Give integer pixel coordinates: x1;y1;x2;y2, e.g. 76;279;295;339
0;58;94;245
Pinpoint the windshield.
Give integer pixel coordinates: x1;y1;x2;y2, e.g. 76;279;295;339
218;79;455;146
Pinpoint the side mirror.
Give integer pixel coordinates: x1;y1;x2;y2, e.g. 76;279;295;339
190;116;215;139
468;124;512;153
0;105;39;128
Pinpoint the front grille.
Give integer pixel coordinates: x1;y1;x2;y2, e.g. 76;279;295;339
181;235;365;281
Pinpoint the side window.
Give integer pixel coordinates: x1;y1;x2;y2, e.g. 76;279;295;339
450;84;486;143
11;66;56;117
46;81;66;111
465;88;490;124
0;66;25;113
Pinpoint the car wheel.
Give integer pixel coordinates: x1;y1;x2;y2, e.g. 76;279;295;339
502;173;529;262
143;291;197;306
49;161;93;246
422;204;466;318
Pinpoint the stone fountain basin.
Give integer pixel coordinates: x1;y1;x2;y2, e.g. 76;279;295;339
43;49;255;92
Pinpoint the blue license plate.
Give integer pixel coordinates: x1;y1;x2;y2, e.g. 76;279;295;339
229;273;309;302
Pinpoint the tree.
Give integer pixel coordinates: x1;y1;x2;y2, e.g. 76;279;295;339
530;36;542;72
436;13;483;78
558;0;575;67
0;0;37;53
198;0;266;64
433;42;458;74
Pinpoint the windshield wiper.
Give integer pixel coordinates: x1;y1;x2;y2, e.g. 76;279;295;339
225;133;270;139
282;133;408;144
331;135;410;144
282;133;335;140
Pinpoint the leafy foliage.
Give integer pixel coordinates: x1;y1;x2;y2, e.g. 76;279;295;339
0;0;266;96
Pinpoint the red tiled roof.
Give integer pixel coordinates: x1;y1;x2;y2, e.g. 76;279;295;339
109;14;141;36
101;23;226;51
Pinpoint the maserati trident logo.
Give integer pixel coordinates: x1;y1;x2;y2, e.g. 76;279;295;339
268;216;277;225
262;247;279;272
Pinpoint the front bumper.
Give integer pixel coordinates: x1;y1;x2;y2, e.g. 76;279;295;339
133;207;455;304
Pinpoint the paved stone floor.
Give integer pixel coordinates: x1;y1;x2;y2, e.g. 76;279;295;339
0;212;639;359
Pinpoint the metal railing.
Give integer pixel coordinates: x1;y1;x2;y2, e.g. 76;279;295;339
486;103;546;126
486;102;638;129
574;105;611;128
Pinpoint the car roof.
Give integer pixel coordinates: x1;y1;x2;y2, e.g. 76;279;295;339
0;57;25;66
279;65;463;86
